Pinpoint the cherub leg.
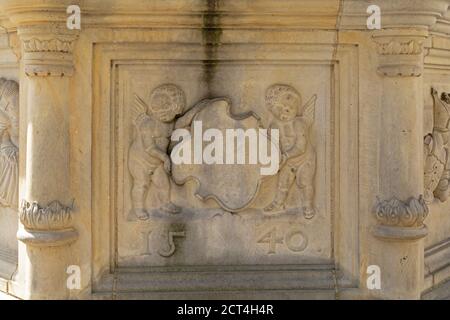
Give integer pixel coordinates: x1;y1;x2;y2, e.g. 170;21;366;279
153;167;181;214
264;165;296;213
297;158;316;219
130;168;151;220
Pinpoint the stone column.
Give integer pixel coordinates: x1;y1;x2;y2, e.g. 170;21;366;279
15;25;78;299
370;29;429;299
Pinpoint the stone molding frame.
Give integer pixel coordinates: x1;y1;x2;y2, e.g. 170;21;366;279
92;38;360;297
373;195;429;241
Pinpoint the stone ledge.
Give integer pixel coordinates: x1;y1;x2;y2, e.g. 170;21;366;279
93;265;340;299
0;291;18;300
424;237;450;292
93;289;336;300
422;278;450;300
0;247;17;293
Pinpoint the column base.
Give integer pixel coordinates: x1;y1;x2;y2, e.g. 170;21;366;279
372;225;428;241
17;228;78;247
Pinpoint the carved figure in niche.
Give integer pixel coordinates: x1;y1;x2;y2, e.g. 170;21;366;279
424;88;450;203
129;84;186;220
263;84;317;219
0;78;19;208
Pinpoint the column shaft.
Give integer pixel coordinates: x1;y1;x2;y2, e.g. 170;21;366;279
371;29;429;300
14;26;78;299
26;78;70;202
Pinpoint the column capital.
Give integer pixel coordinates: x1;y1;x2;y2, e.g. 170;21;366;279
18;25;78;77
372;29;429;77
372;195;429;241
0;0;80;77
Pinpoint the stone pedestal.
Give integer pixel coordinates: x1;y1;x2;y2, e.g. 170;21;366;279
0;0;450;300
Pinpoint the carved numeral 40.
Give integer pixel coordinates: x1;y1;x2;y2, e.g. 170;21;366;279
257;227;308;254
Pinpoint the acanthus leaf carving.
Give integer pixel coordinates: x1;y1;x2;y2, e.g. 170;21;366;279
19;200;74;231
376;40;423;56
374;195;428;228
373;195;429;240
18;199;78;247
22;38;74;54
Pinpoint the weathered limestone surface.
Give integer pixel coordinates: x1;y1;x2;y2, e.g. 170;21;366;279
0;0;450;299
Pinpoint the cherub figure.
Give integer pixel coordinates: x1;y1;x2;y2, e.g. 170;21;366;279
263;84;317;219
129;84;185;220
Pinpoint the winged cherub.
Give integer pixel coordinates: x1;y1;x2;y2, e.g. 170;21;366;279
129;84;185;220
263;84;317;219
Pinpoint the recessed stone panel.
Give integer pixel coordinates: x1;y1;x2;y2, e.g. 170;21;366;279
115;62;333;267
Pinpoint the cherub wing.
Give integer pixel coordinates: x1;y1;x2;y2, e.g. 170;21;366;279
299;94;317;128
131;94;147;125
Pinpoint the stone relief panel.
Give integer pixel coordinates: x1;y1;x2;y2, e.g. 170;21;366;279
424;87;450;203
116;63;332;267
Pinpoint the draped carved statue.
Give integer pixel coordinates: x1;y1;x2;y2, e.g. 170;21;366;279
0;78;19;208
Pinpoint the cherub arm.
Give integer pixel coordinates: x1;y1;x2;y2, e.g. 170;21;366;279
132;93;171;172
281;95;317;160
283;119;308;160
281;94;316;161
431;87;439;99
431;87;445;108
145;143;170;164
138;123;168;161
169;99;210;152
141;132;171;173
174;99;209;130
